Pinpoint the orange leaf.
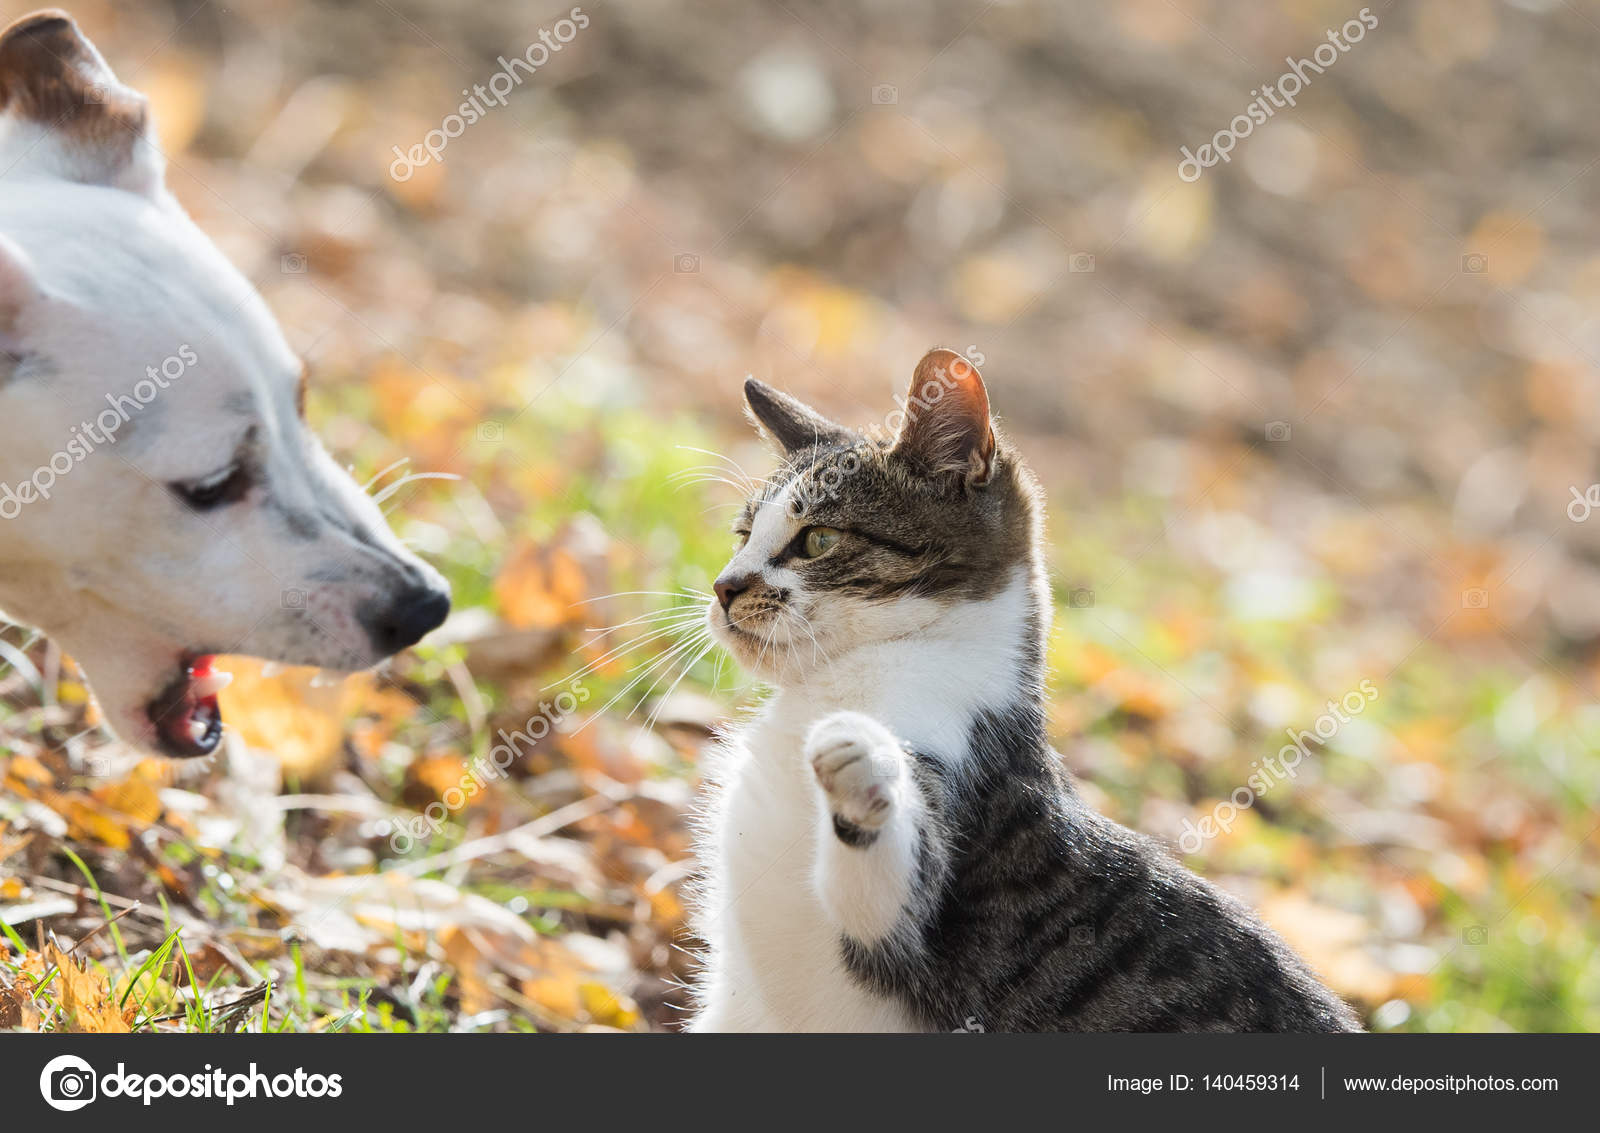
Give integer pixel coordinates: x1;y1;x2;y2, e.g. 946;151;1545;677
46;942;131;1034
92;776;163;826
495;544;589;630
578;981;640;1030
439;926;497;1016
55;796;132;851
216;657;374;782
0;828;30;868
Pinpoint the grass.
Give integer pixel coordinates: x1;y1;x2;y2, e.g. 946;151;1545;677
3;388;1597;1032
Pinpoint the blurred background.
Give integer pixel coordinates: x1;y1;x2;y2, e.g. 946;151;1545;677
2;0;1598;1033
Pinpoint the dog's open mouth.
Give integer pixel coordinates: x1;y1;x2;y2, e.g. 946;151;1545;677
146;655;233;758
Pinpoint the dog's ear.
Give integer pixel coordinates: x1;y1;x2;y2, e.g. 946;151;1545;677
0;10;164;196
0;232;42;363
890;348;996;485
743;378;856;456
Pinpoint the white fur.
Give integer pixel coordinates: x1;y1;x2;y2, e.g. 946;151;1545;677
807;710;924;945
0;22;445;752
689;558;1034;1032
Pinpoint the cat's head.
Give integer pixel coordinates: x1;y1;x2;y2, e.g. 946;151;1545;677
707;348;1046;682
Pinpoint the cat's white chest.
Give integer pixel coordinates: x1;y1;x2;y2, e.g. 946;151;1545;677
701;707;920;1032
690;570;1033;1031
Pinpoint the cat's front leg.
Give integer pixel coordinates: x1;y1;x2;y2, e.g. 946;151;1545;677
805;710;938;946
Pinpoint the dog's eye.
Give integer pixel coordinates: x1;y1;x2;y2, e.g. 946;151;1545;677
800;526;842;558
172;465;250;511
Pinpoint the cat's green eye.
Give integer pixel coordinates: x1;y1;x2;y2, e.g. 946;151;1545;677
733;531;750;551
801;527;843;558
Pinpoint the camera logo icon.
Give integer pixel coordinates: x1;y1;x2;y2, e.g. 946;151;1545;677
1461;253;1488;274
1461;588;1489;610
673;253;700;274
871;83;898;105
39;1054;97;1111
281;588;307;610
281;252;308;274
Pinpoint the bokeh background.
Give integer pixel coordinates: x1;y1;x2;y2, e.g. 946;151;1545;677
3;0;1598;1032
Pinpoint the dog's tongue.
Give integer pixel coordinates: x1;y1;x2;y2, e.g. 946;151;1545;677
188;656;233;700
151;655;231;757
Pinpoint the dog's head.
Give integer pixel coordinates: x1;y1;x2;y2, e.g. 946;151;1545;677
0;11;451;758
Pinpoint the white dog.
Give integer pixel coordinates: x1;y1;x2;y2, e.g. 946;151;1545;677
0;10;450;758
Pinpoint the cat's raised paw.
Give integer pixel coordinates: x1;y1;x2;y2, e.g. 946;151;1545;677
805;711;905;841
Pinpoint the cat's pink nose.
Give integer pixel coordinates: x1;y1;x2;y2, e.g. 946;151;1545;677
714;574;751;612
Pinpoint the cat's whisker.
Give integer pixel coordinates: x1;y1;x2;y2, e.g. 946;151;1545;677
671;473;753;497
751;611;782;675
574;591;712;643
577;589;714;605
558;601;711;687
667;463;756;485
641;632;717;731
675;445;762;493
581;632;709;727
582;602;706;636
792;608;831;669
667;465;754;491
582;604;707;638
572;650;688;734
708;649;728;695
576;611;700;646
553;616;706;689
666;462;741;479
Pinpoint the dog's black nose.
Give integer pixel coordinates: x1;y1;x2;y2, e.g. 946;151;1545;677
714;574;752;612
366;585;451;655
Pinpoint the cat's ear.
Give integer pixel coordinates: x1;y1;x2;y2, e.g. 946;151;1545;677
891;348;996;485
744;378;855;455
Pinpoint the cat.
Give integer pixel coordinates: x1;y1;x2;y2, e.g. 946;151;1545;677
685;348;1362;1032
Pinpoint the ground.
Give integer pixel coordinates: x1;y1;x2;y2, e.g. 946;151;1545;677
2;0;1598;1032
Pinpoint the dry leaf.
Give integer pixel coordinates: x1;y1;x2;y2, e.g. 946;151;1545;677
92;775;163;826
217;657;375;782
495;544;588;630
46;942;132;1033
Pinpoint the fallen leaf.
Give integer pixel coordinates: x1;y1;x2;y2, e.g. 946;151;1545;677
217;658;375;783
46;941;132;1033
